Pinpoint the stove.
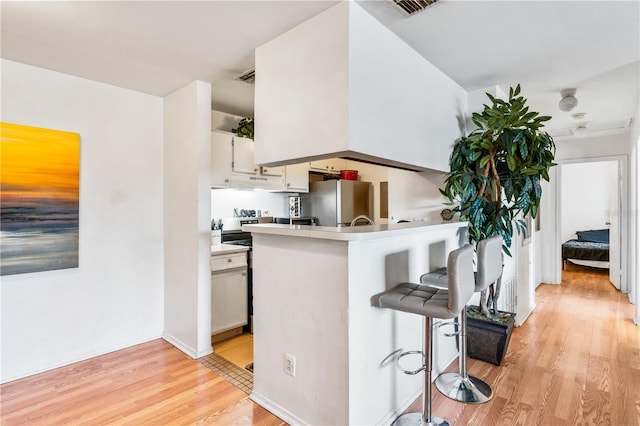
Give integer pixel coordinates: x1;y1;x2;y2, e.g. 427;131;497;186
221;230;252;247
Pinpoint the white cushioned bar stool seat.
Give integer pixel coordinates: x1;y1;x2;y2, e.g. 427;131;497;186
372;245;475;426
419;235;503;405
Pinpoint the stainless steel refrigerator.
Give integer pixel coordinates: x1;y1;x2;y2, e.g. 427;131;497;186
309;180;373;227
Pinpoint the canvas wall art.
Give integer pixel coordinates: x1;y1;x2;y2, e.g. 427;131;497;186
1;122;80;275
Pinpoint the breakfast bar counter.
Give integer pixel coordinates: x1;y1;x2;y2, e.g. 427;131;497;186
243;221;468;425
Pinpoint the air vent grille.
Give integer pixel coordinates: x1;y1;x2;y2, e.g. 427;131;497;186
392;0;439;15
234;68;255;83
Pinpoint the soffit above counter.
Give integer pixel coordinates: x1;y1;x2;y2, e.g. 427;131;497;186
254;1;467;174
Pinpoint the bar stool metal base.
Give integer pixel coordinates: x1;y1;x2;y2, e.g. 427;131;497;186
392;412;449;426
435;372;493;404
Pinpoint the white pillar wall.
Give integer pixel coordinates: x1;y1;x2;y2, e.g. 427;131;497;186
162;81;213;358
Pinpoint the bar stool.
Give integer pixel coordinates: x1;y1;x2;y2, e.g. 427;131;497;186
372;244;475;426
420;235;503;404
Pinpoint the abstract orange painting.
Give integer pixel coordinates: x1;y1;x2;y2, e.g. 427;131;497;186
1;122;80;275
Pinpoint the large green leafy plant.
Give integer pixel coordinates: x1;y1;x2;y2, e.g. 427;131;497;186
441;85;556;316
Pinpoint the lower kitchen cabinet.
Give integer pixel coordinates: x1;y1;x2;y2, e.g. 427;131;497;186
211;251;248;335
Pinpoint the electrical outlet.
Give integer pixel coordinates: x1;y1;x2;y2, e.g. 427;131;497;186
284;353;296;377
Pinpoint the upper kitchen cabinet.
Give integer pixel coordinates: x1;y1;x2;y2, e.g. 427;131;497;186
309;159;346;174
211;130;292;190
231;136;259;175
254;1;467;173
261;165;284;177
211;131;233;187
285;162;310;192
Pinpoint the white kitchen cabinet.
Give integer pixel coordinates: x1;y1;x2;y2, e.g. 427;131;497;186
260;165;284;177
211;250;248;335
285;163;310;192
211;131;233;187
309;158;346;173
232;136;259;175
211;130;288;190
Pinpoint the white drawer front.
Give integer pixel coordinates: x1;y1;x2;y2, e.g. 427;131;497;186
211;252;247;272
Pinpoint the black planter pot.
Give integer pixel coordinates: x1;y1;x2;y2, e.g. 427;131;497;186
464;306;516;366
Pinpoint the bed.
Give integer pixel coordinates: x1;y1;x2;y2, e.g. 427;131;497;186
561;229;610;269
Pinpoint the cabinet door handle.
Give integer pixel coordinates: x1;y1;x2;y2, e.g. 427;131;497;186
227;258;233;263
242;271;247;276
287;183;291;187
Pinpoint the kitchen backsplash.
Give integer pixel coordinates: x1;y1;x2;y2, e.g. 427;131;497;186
211;188;290;220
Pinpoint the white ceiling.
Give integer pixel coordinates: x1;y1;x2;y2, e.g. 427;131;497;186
2;1;639;138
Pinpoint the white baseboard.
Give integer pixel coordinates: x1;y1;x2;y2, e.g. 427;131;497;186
516;302;536;327
250;391;308;425
161;333;198;358
161;334;212;359
1;334;162;384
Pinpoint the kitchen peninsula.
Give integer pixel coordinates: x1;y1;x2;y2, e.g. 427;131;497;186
244;221;468;425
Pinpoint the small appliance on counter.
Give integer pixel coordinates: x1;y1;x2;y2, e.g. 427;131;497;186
284;195;316;225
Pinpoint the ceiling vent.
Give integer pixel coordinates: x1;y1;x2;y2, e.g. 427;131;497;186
391;0;439;16
234;68;255;83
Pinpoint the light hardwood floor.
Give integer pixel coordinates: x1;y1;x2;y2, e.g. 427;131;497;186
407;262;640;425
0;339;283;425
1;263;637;425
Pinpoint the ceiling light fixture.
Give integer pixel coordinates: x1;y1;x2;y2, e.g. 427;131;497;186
572;124;588;137
559;88;578;112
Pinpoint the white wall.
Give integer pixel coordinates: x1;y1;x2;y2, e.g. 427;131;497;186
211;189;290;221
163;81;213;358
631;110;640;325
255;1;350;164
0;60;164;383
387;168;449;223
560;161;617;242
348;1;467;172
211;109;244;133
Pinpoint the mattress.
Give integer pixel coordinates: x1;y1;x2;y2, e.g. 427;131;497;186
561;239;609;262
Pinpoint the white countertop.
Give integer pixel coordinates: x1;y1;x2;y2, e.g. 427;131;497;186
243;221;467;242
210;243;250;255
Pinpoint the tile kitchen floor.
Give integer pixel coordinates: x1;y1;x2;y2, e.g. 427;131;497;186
199;333;254;394
214;333;253;371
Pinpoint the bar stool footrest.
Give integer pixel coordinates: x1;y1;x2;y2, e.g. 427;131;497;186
435;320;460;337
397;350;425;375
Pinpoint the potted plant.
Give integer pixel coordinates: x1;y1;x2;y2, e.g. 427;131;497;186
232;117;254;139
441;85;556;364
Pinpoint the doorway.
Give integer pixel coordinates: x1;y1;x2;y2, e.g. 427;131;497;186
554;157;627;292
